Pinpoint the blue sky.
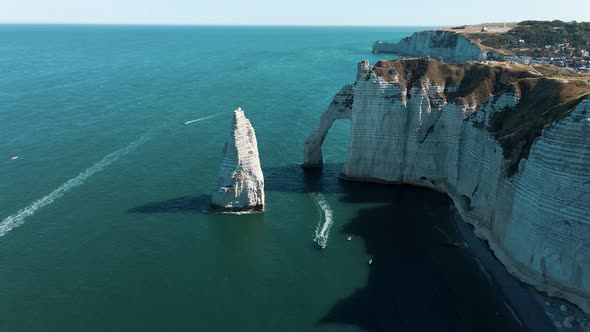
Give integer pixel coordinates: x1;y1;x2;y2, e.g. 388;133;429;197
0;0;589;26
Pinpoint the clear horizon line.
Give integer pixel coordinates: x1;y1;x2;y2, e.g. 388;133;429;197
0;21;446;28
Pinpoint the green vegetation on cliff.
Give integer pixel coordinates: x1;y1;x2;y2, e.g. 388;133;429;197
467;20;590;57
371;59;590;175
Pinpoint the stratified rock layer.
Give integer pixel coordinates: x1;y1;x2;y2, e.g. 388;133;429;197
211;108;264;212
373;30;485;62
304;59;590;313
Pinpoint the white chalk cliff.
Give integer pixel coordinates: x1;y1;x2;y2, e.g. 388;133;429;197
211;108;264;212
373;30;486;62
304;59;590;313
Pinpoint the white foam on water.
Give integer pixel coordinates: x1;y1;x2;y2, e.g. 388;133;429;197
0;134;149;238
184;114;218;125
311;193;334;243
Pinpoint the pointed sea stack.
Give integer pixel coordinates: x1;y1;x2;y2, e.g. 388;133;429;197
211;108;264;212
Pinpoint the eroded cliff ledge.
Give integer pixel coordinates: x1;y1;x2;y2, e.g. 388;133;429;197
304;59;590;313
211;108;264;212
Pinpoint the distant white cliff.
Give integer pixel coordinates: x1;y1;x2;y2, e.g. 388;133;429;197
373;30;486;62
304;59;590;313
211;108;264;212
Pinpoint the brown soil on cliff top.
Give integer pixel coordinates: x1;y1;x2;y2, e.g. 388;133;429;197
434;24;519;55
439;23;517;34
370;59;590;175
491;77;590;174
372;59;542;106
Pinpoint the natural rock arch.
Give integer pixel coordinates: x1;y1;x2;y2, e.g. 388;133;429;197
303;84;354;167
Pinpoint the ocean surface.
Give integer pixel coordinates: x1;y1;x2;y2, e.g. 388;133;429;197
0;25;523;331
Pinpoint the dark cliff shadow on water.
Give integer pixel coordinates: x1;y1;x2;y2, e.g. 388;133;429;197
318;183;525;332
126;163;345;216
126;163;344;216
264;163;347;194
128;194;211;215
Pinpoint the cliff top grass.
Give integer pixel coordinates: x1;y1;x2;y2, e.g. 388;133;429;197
370;59;590;175
440;23;517;34
372;59;541;104
434;21;590;57
530;64;590;78
464;20;590;57
492;77;590;174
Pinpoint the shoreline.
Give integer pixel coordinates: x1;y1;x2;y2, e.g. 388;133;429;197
337;175;590;330
338;174;590;320
451;206;590;331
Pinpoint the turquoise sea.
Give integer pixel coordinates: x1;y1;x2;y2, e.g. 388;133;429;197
0;25;523;331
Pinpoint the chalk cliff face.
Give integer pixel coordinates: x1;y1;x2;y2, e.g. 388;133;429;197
373;30;486;62
304;59;590;313
211;108;264;212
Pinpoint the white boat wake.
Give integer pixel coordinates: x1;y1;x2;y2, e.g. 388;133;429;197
0;133;149;238
311;193;333;246
184;114;218;125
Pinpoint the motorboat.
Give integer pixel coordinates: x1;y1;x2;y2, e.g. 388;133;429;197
315;235;327;248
